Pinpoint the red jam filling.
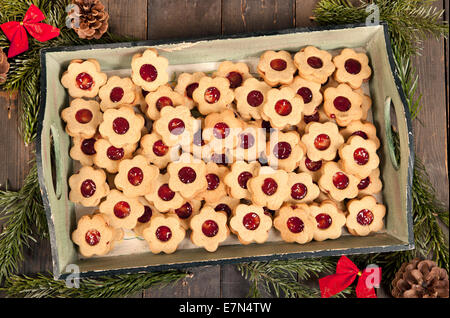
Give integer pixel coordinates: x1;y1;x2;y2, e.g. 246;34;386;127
155;226;172;242
206;173;220;191
353;148;369;165
168;118;185;135
226;71;243;88
204;87;221;104
210;153;228;165
75;109;93;124
307;56;323;69
138;206;152;223
316;213;332;229
261;120;271;132
178;167;197;184
127;167;144;186
152;140;169;157
140;64;158;82
344;58;362;75
85;229;101;246
238;171;253;189
186;83;199;99
156;96;173;111
80;179;96;198
314;134;331;150
215;204;231;216
357;209;374;226
270;59;287;71
261;178;278;196
297;87;313;104
175;202;193;219
303;111;320;124
332;172;349;190
112;117;130;135
243;213;260;231
202;220;219;237
113;201;131;219
158;184;175;201
333;96;351;112
76;72;94;90
357;176;371;190
213;122;230;139
273;141;292;160
81;138;96;155
193;130;205;146
106;146;124;160
352;130;368;139
291;183;308;200
287;216;305;233
274;99;292;116
239;133;255;149
247;90;264;107
305;157;323;171
110;87;124;103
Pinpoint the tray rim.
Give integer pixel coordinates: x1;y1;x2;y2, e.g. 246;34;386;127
37;21;415;279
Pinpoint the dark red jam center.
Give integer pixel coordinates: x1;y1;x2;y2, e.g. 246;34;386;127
297;87;313;104
274;141;292;160
240;133;255;149
247;90;264;107
110;87;124;103
85;229;101;246
314;134;331;150
333;96;351;112
211;153;228;165
261;120;271;132
156;226;172;242
175;202;193;219
357;176;371;190
152;140;169;157
352;130;368;139
316;213;332;229
76;72;93;90
238;171;253;189
307;56;323;69
81;138;96;155
262;178;278;196
158;184;175;201
353;148;370;165
206;173;220;191
304;111;320;124
106;146;124;160
274;99;292;116
213;122;230;139
243;213;260;231
156;96;173;111
332;172;349;190
80;179;96;198
138;206;152;223
215;204;231;216
344;58;362;75
226;71;243;88
357;209;374;226
168;118;185;135
204;87;221;104
113;201;131;219
291;183;308;200
140;64;158;82
75;109;93;124
186;83;199;99
287;217;305;233
112;117;130;135
178;167;197;184
305;157;322;171
270;59;287;71
127;167;144;186
202;220;219;237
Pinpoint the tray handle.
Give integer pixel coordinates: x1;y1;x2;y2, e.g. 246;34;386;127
384;96;400;170
44;122;64;200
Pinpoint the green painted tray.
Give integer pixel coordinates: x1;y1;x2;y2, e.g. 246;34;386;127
37;23;414;279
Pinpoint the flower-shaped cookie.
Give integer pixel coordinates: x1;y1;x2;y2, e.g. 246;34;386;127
168;199;202;230
346;195;386;236
287;172;320;204
135;87;148;113
293;46;335;84
193;76;234;115
357;168;383;196
234;78;271;120
134;197;162;236
309;200;346;241
114;155;159;198
142;215;186;254
131;48;169;92
340;120;380;149
69;135;99;166
99;106;145;148
195;162;229;204
174;72;206;109
333;48;372;89
273;204;315;244
354;88;372;120
301;122;344;161
284;76;323;115
203;145;234;166
229;204;273;245
318;162;360;202
266;130;306;172
257;50;296;86
69;166;110;207
140;132;180;169
190;206;229;252
297;156;325;183
167;153;207;200
93;139;137;173
203;109;244;151
61;59;107;98
145;84;184;120
99;189;144;230
182;119;209;160
61;98;102;139
224;161;261;200
234;122;266;162
339;135;380;179
262;87;304;129
247;166;289;210
144;173;184;212
98;76;136;111
153;105;196;147
323;84;363;127
213;61;252;89
72;213;123;257
205;195;240;217
296;108;329;134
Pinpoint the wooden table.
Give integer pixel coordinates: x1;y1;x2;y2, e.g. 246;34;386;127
0;0;448;298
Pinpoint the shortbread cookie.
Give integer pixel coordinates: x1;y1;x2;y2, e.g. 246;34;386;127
296;108;329;134
293;46;335;84
229;204;273;245
134;197;162;236
213;61;252;89
357;168;383;196
333;48;372;89
314;190;346;212
298;156;325;183
257;50;296;86
69;166;110;207
190;206;229;252
93;139;137;173
284;76;323;115
174;72;206;109
144;173;184;212
266;130;306;172
354;88;372;120
224;161;261;200
99;189;144;230
339;120;380;149
135;88;149;113
338;135;380;179
99;106;145;147
69;135;99;166
346;195;385;236
195;162;229;204
323;84;363;126
234;122;266;162
114;155;159;198
262;87;304;129
309;200;346;241
182;120;210;160
142;215;186;254
139;132;180;169
318;161;360;201
273;204;315;244
98;76;136;111
247;166;289;210
61;59;107;98
131;48;169;92
168;199;202;230
145;84;184;120
287;172;320;204
234;78;271;120
153;105;196;147
192;76;235;115
203;109;244;151
61;98;102;139
301;122;344;161
205;195;240;217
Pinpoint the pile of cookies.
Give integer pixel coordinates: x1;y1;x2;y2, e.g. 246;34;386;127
62;46;385;258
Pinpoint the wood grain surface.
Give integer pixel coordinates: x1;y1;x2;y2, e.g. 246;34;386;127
0;0;448;298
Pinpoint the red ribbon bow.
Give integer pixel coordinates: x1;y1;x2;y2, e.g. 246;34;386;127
319;255;381;298
0;4;60;58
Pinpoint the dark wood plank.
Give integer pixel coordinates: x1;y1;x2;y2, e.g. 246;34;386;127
222;0;295;35
148;0;222;40
220;264;251;298
103;0;148;40
295;0;318;27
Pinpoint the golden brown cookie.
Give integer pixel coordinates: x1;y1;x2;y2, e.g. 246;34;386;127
139;132;180;169
168;199;202;230
338;135;380;179
333;48;372;89
93;139;137;173
273;204;315;244
61;59;107;98
205;195;240;218
192;76;235;115
224;160;261;200
309;200;346;241
229;204;273;245
234;78;271;120
190;206;229;252
131;48;169;92
293;46;335;84
323;84;363;127
69;166;110;207
297;156;326;183
301;122;344;161
257;50;296;86
195;162;229;204
213;60;252;89
339;120;380;149
144;173;185;212
142;215;186;254
145;84;184;120
354;88;372;120
286;172;320;204
153;105;196;147
247;166;289;210
346;195;385;236
318;161;360;202
174;72;206;109
203;109;244;151
284;76;323;115
61;98;102;139
133;197;162;236
357;168;383;197
266;130;306;172
69;135;99;166
98;76;136;111
262;87;304;129
296;108;329;134
234;122;266;162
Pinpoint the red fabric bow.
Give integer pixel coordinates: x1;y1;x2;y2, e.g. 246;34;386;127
0;4;60;58
319;255;381;298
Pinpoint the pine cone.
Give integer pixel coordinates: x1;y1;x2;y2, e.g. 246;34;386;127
0;48;10;84
391;258;449;298
70;0;109;40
